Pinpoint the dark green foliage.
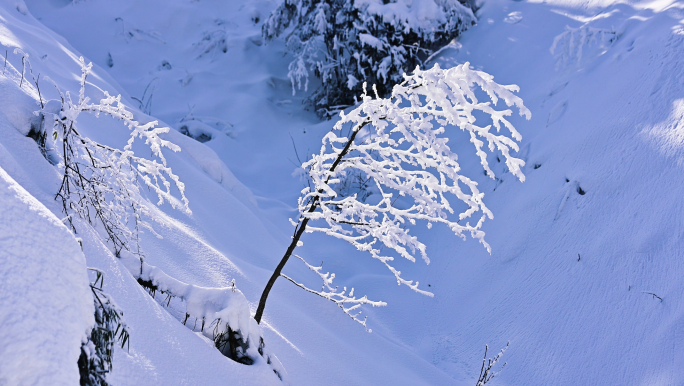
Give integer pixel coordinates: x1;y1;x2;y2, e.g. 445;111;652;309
213;324;254;365
263;0;476;117
79;269;129;386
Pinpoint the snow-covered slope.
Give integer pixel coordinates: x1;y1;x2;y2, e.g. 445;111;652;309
406;1;684;384
0;2;281;384
0;151;92;386
2;0;683;384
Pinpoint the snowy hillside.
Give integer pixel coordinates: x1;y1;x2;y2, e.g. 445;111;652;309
1;0;684;384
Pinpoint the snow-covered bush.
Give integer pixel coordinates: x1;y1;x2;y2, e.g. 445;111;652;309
78;270;129;386
28;57;286;375
178;105;235;138
255;62;531;326
263;0;476;117
34;57;190;259
130;258;285;380
23;57;197;381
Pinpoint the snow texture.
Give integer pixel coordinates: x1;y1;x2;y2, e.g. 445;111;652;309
0;166;93;385
122;254;285;379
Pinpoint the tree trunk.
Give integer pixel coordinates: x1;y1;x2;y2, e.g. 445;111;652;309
253;121;366;324
254;215;312;323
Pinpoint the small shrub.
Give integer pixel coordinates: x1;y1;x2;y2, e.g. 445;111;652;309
475;342;508;386
78;270;129;386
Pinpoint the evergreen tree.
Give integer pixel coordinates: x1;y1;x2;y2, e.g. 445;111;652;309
263;0;477;117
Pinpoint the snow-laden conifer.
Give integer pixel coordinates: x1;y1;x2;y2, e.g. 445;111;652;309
255;62;531;327
263;0;476;117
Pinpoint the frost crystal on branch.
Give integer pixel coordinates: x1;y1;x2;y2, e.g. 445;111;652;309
298;62;530;296
45;57;190;258
281;255;387;329
254;62;529;328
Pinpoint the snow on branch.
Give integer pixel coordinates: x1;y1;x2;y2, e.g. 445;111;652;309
550;25;617;69
26;57;286;378
281;255;386;330
126;257;285;379
262;0;476;116
475;342;509;386
298;62;530;297
42;57;190;258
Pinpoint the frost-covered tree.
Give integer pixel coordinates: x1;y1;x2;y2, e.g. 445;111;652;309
36;57;190;262
263;0;476;117
254;62;531;327
27;57;190;383
32;57;283;377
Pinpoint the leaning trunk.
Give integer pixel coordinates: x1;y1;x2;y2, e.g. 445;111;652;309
253;122;366;323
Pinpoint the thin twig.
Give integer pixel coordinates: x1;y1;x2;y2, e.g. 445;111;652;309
34;73;44;109
289;132;302;164
19;55;25;87
642;291;663;302
476;342;509;386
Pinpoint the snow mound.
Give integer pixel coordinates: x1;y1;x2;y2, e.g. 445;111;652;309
0;165;93;386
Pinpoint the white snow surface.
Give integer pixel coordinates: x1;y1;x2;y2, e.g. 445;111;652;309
356;0;476;36
0;158;92;385
0;0;682;384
